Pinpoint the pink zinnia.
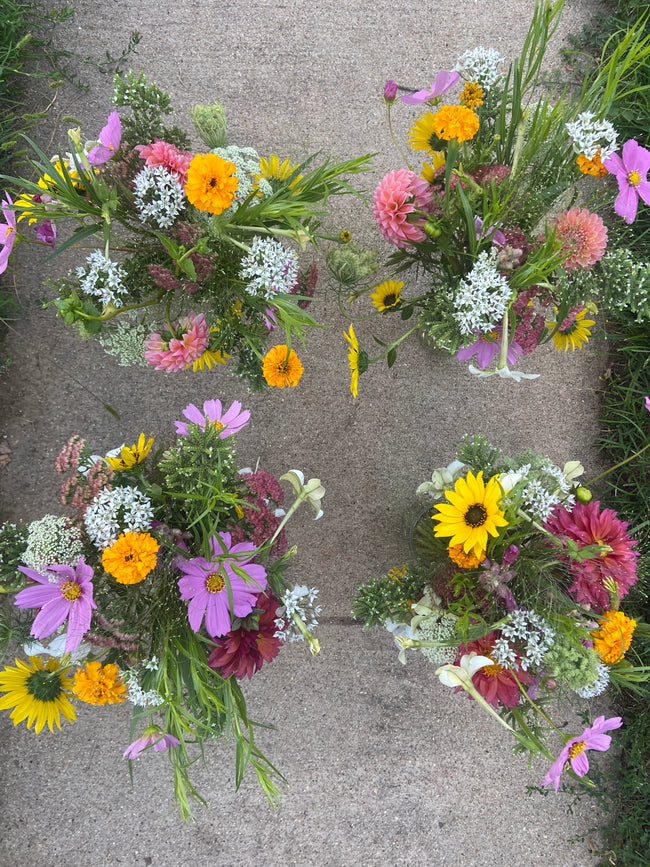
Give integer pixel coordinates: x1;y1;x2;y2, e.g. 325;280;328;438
372;168;433;248
458;632;535;709
135;140;193;187
144;312;209;371
551;207;608;270
207;592;283;679
544;500;638;612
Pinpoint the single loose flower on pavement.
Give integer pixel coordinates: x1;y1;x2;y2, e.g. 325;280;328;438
400;70;461;105
432;470;508;558
344;324;360;398
123;727;181;759
87;111;122;166
174;399;250;437
0;193;16;275
604;139;650;224
262;345;304;388
456;328;523;369
73;661;126;705
372;168;432;248
543;715;623;793
105;433;155;471
370;279;403;311
551;207;608;270
185;153;238;214
102;531;160;584
0;656;76;733
15;557;96;653
591;610;636;664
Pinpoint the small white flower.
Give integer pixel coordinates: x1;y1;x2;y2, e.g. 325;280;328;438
456;47;505;90
565;112;618;160
241;236;299;299
133;165;185;229
76;250;128;307
281;469;325;519
436;652;493;688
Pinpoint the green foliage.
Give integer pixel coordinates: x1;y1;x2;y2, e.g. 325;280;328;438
113;69;189;149
351;563;428;628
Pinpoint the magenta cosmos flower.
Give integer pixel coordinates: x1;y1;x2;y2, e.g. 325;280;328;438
543;715;622;793
123;728;181;759
87;111;122;166
144;312;210;371
15;557;96;652
604;139;650;224
177;532;267;637
372;168;433;248
174;398;250;438
456;327;523;369
400;70;461;105
0;193;17;275
544;500;638;611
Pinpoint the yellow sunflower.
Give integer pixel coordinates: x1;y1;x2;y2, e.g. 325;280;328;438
254;154;303;194
370;279;403;311
0;656;76;733
591;611;636;664
190;347;230;372
432;470;508;557
262;345;304;388
185;153;238;214
408;111;445;156
73;661;126;705
102;531;160;584
548;307;596;352
38;159;84;193
344;324;360;399
420;156;446;182
105;433;155;471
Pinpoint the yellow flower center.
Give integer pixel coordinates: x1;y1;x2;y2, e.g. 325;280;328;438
61;580;82;601
628;170;641;187
206;571;225;593
482;660;503;677
3;225;14;241
569;740;586;759
465;503;488;528
481;330;499;343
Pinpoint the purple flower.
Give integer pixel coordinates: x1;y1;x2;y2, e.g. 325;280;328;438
474;216;506;247
645;395;650;413
400;70;461;105
177;532;267;637
123;728;181;760
35;219;57;249
383;80;398;104
262;305;278;331
174;399;250;438
603;139;650;225
87;111;122;166
456;328;523;369
0;193;16;275
15;557;96;652
543;715;623;793
478;551;517;611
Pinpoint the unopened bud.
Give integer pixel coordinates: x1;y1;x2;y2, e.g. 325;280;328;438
576;486;592;503
383;80;398;104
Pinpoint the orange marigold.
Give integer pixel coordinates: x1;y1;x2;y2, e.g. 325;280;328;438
448;543;484;569
576;149;608;178
591;610;636;664
73;661;126;705
185;153;238;214
432;104;479;143
102;531;159;585
262;345;304;388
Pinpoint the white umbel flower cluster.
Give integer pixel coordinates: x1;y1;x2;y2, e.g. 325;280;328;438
133;165;185;229
211;145;272;207
84;486;154;548
22;514;85;569
575;662;610;698
76;249;128;307
241;236;299;299
493;608;555;671
453;250;512;337
274;585;321;642
565;111;618;160
456;47;505;91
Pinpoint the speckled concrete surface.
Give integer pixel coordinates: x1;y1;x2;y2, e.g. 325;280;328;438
0;2;614;865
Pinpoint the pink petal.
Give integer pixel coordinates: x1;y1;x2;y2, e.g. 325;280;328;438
31;599;69;639
204;596;231;637
570;752;590;776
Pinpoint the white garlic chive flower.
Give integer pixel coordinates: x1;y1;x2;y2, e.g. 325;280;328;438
133;165;185;229
212;145;272;207
274;585;322;642
453;250;512;337
575;663;610;698
76;249;128;307
241;236;299;300
99;319;149;367
120;666;165;708
84;486;154;549
565;111;618;160
515;458;575;521
494;609;555;671
21;514;85;569
520;479;561;522
455;47;505;91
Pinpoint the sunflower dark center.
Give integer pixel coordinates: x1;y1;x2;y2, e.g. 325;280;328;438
27;669;63;702
383;293;397;307
465;503;487;527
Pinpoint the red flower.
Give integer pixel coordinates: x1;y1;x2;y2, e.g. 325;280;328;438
207;593;283;679
544;501;638;612
458;632;534;709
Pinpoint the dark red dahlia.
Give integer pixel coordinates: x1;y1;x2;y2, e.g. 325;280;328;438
459;632;535;708
207;593;283;679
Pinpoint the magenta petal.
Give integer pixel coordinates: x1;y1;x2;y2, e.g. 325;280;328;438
65;600;93;652
14;584;61;608
615;184;639;224
570;751;590;776
204;596;231;637
30;600;69;639
182;403;205;426
202;399;223;422
637;181;650;208
186;592;208;633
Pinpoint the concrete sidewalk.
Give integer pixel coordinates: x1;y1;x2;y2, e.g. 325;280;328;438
0;1;613;864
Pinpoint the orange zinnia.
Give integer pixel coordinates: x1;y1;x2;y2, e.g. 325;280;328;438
73;661;126;705
591;610;636;664
185;153;238;214
262;345;304;388
432;104;479;143
102;531;159;584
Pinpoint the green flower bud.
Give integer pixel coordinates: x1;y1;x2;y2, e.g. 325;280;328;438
576;486;592;503
190;103;228;149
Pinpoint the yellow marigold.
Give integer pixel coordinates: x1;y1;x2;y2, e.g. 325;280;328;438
73;661;126;705
102;531;160;584
262;345;304;388
448;543;484;569
460;81;484;111
185;153;238;214
577;149;608;178
432;104;479;143
591;610;637;664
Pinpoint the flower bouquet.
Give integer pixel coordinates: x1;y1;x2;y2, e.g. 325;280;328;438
0;397;324;818
331;0;650;391
0;70;372;389
352;432;650;793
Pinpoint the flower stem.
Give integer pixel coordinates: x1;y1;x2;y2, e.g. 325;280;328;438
584;441;650;487
387;105;412;171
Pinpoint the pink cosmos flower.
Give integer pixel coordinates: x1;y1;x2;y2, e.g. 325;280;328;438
456;327;523;369
544;500;638;611
383;80;398;104
177;532;267;637
604;139;650;224
400;70;461;105
372;169;433;248
87;111;122;166
135;140;194;187
123;729;181;759
474;216;506;247
458;632;535;708
645;395;650;412
0;193;16;275
543;715;623;793
174;398;250;438
551;207;608;270
15;557;96;653
144;312;210;371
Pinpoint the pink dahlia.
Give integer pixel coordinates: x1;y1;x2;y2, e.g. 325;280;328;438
544;500;638;612
207;592;283;679
135;140;194;187
458;632;535;709
372;168;433;248
551;207;608;271
144;312;210;371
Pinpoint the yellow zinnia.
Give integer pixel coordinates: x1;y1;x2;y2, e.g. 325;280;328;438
262;345;304;388
548;307;595;352
344;324;360;399
370;279;403;311
102;531;160;584
185;153;238;214
0;656;76;734
591;611;636;664
105;433;155;471
432;104;479;143
73;661;126;705
432;470;508;557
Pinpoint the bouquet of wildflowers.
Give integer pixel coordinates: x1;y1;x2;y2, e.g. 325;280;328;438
332;0;650;393
353;431;650;793
0;70;371;390
0;397;324;818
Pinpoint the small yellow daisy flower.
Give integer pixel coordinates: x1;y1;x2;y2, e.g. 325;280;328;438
370;279;403;311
